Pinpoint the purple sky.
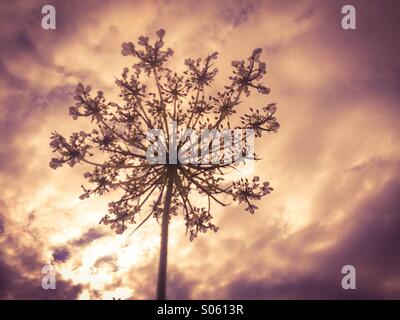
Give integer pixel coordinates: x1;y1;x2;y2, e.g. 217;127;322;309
0;0;400;299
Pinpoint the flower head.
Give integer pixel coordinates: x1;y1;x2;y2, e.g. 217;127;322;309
50;29;279;238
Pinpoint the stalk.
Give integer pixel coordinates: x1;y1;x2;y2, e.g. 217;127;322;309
156;167;175;300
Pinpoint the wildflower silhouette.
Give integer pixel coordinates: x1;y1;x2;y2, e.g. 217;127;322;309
49;29;280;300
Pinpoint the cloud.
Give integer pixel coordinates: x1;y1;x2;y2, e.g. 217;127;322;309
70;227;105;247
0;209;82;299
0;213;5;235
0;0;399;300
219;0;259;27
223;177;400;299
51;227;105;264
53;247;70;263
93;254;118;272
0;257;82;299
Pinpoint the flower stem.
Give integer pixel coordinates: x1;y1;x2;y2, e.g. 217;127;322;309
156;167;175;300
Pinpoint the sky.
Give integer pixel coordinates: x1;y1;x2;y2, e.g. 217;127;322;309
1;0;400;299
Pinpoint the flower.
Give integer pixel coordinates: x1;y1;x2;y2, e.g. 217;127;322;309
156;29;165;38
209;52;218;60
257;86;270;94
252;48;262;58
76;82;85;94
240;105;280;137
49;158;63;169
50;28;279;237
121;42;134;56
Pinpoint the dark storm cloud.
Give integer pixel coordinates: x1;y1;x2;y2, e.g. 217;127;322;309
50;228;106;264
224;177;400;299
70;227;105;247
0;61;27;90
93;254;118;273
52;247;70;263
167;269;196;300
0;85;73;177
0;3;80;178
0;3;52;85
324;177;400;296
219;0;259;27
0;213;4;235
94;255;117;268
0;221;82;299
0;0;123;91
123;259;196;300
0;0;116;300
311;0;400;101
0;255;82;299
